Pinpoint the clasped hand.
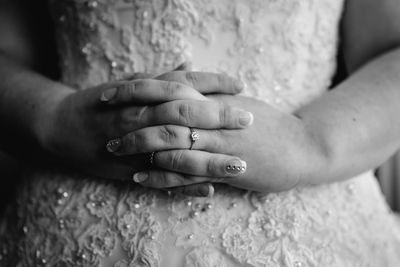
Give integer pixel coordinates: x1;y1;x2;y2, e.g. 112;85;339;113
45;69;321;197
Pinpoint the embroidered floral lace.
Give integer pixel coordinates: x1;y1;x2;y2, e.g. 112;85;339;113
1;0;400;266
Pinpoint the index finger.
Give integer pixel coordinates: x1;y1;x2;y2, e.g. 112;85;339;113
155;71;245;95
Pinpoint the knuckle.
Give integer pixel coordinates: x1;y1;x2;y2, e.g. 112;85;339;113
135;106;148;126
157;172;170;188
170;150;185;171
165;81;175;95
120;132;136;152
123;82;136;99
206;157;217;175
165;81;180;98
158;125;177;145
178;103;193;125
185;72;198;87
218;102;231;126
134;132;151;152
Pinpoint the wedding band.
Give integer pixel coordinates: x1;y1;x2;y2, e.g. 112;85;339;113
149;152;155;165
189;127;200;150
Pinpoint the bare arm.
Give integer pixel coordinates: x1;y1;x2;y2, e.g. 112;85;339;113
129;0;400;192
295;0;400;183
0;2;251;199
0;0;66;157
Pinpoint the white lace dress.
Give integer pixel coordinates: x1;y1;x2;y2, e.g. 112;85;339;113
1;0;400;266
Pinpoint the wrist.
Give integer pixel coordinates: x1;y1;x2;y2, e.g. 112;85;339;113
32;85;74;154
294;117;333;186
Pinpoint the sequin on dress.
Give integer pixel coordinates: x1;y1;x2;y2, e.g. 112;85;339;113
1;0;400;266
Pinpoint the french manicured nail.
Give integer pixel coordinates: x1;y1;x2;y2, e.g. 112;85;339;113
106;138;121;153
133;172;148;183
226;159;247;176
239;111;254;127
100;88;117;102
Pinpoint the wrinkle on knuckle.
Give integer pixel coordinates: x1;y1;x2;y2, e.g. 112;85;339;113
171;150;184;171
185;72;198;88
124;82;136;99
218;102;229;126
136;106;149;125
178;103;192;125
168;82;183;98
133;132;147;152
159;125;177;144
165;81;176;97
206;157;217;175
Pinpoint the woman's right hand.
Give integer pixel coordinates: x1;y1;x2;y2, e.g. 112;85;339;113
40;71;248;190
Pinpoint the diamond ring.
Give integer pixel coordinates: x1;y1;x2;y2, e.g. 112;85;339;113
189;128;199;150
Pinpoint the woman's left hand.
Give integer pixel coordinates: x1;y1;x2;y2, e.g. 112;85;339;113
123;95;326;193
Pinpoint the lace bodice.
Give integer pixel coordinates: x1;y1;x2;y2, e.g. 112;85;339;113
51;0;341;110
2;0;400;266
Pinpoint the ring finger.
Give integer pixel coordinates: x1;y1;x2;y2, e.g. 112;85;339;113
108;125;222;155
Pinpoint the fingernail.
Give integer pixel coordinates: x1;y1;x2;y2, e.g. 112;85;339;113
106;138;121;153
226;159;247;176
199;184;214;197
133;172;148;183
239;111;254;127
234;80;246;92
100;88;117;102
207;184;214;197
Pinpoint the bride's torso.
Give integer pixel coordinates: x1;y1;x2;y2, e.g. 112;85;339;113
2;0;400;266
52;0;341;111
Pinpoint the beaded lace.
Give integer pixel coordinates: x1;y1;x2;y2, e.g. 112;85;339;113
1;0;400;266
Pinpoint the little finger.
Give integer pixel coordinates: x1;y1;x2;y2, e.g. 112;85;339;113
154;150;247;178
156;71;245;94
133;170;210;188
168;183;214;197
101;79;207;105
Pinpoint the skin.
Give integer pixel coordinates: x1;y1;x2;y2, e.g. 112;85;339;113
112;0;400;193
1;0;400;197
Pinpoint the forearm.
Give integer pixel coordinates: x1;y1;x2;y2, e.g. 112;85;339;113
296;47;400;184
0;52;73;157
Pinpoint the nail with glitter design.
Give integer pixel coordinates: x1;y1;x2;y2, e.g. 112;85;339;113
133;172;148;183
100;88;117;102
225;159;247;176
106;138;121;153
